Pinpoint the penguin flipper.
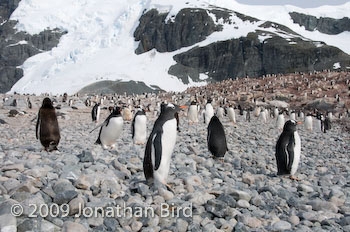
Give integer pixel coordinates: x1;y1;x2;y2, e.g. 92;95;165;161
35;112;40;140
95;127;103;144
287;136;295;172
153;132;163;171
131;115;136;139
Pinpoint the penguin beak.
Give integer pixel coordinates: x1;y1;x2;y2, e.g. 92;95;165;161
179;106;188;109
297;121;303;124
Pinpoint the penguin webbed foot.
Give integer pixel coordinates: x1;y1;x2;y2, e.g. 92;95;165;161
165;184;175;194
289;176;300;181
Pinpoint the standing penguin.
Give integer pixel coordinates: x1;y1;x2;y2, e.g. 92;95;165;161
207;116;228;159
132;109;147;145
95;107;123;149
276;112;285;130
187;101;199;124
36;98;60;151
323;116;332;133
143;103;186;189
216;106;225;119
91;103;101;123
305;114;313;131
227;106;236;123
275;120;302;180
204;99;214;125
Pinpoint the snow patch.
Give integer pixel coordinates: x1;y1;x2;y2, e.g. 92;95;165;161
333;62;341;69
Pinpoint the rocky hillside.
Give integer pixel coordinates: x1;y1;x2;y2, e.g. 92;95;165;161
135;8;350;84
289;12;350;35
0;0;65;93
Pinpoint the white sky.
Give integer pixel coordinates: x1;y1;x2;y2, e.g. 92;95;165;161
236;0;350;8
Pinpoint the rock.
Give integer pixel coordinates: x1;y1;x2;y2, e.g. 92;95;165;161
2;163;24;172
78;150;94;163
3;179;20;192
297;184;314;193
176;218;188;232
272;220;292;231
236;199;250;208
75;175;91;190
187;192;215;205
205;199;227;217
104;218;120;231
238;215;262;228
309;200;338;213
242;173;255;185
88;213;104;227
228;189;251;201
15;181;40;194
54;190;78;205
131;221;143;231
185;176;202;187
289;215;300;225
53;179;75;194
0;214;16;232
68;196;84;216
159;188;174;201
62;221;88;232
340;216;350;226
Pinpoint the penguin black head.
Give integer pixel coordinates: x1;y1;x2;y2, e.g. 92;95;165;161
160;103;185;117
207;99;212;104
111;106;122;116
283;120;300;132
42;98;54;109
191;101;197;105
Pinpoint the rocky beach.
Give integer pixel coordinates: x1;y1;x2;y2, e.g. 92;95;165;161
0;87;350;232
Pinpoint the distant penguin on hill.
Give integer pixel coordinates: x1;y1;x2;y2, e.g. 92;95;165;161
91;103;101;123
316;112;323;132
254;107;261;117
36;98;60;152
132;109;147;145
187;101;199;124
276;112;285;130
275;120;302;180
95;107;123;149
228;106;236;123
304;114;313;131
260;109;267;123
207;116;228;159
204;99;214;125
274;108;279;118
122;106;133;121
143;103;186;190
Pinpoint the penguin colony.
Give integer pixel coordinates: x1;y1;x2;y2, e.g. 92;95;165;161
1;70;349;231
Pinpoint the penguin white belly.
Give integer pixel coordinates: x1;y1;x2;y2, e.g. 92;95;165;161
134;116;147;144
290;113;296;121
153;119;177;184
255;107;261;117
290;131;301;175
188;106;198;122
100;117;123;146
205;105;214;124
316;119;322;132
96;107;100;122
274;109;279;118
277;115;285;129
300;112;304;119
260;111;267;123
217;108;224;118
228;108;236;123
305;116;313;131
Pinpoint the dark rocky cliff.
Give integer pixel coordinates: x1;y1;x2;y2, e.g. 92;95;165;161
0;0;66;93
135;8;350;84
289;12;350;35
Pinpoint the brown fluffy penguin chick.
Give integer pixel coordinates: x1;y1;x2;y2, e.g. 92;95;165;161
36;98;60;151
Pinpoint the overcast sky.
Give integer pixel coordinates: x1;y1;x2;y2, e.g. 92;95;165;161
236;0;349;8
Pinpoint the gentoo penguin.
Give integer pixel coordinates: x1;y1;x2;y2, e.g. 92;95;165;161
305;114;313;131
132;109;147;145
227;106;236;123
323;116;331;133
143;103;186;189
290;111;296;121
204;99;214;125
27;98;32;109
276;112;285;130
95;107;123;149
122;106;133;121
274;108;279;118
36;98;60;151
207;116;228;158
217;106;225;119
316;112;323;132
254;107;261;117
187;101;199;124
91;103;101;123
275;120;302;180
260;109;267;123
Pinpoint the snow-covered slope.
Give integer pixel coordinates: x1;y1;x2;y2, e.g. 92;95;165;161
8;0;350;95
